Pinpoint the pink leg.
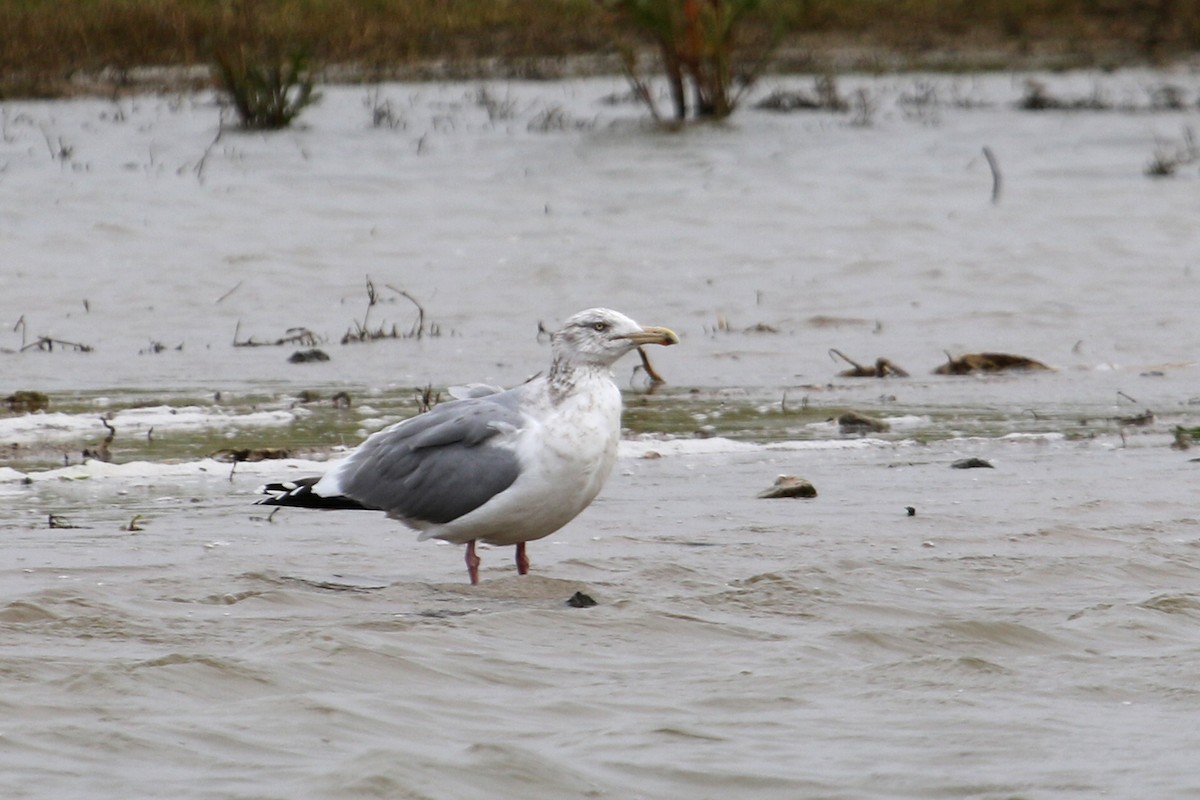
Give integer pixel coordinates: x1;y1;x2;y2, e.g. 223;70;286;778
515;542;530;575
465;540;481;585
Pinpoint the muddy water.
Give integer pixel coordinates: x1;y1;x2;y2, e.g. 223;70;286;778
3;70;1200;798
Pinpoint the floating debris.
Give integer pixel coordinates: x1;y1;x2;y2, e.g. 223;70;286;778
934;352;1051;375
838;411;889;434
757;475;817;499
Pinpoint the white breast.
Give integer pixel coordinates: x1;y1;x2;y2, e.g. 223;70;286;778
420;370;623;547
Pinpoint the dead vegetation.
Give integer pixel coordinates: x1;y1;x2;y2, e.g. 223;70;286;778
7;1;1199;100
233;324;321;348
210;447;292;462
1172;426;1200;450
1146;127;1199;177
7;317;94;353
82;418;115;462
1018;79;1197;113
755;75;847;112
933;352;1052;375
5;390;50;413
213;45;320;130
830;349;909;378
415;384;442;413
342;279;441;344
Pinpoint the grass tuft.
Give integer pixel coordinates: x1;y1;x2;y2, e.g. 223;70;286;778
214;46;320;130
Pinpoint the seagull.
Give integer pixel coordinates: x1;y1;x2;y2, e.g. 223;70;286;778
257;308;679;584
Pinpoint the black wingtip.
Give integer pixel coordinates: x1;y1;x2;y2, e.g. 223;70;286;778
256;477;376;511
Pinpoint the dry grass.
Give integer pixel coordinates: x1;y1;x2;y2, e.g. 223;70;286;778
2;0;1198;98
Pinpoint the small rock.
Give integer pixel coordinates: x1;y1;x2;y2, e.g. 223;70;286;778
288;349;330;364
567;591;597;608
906;506;916;517
757;475;817;499
951;457;994;469
838;411;889;434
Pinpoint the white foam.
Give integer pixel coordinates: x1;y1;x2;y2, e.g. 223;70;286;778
1;456;329;485
0;406;296;443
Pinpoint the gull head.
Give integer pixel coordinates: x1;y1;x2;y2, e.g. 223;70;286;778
552;308;679;368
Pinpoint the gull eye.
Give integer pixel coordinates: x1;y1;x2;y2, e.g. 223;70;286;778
591;321;609;333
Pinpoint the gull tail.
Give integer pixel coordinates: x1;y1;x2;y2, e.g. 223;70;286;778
256;477;377;511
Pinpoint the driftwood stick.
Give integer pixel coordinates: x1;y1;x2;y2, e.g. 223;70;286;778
982;145;1002;204
829;348;866;371
636;346;667;384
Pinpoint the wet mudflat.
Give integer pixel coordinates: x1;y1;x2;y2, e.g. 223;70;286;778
2;69;1200;798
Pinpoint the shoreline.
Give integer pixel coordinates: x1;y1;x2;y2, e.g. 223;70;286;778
16;44;1200;101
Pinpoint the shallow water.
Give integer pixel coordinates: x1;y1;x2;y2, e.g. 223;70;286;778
2;70;1200;798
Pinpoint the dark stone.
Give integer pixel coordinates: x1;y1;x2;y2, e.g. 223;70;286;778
951;458;994;469
567;591;597;608
288;348;330;363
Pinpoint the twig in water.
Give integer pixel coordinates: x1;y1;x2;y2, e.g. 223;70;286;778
636;346;667;385
233;322;320;347
216;280;243;304
982;146;1002;204
83;417;115;462
830;348;867;372
415;383;441;413
191;116;225;184
385;285;437;339
342;282;440;344
20;336;94;353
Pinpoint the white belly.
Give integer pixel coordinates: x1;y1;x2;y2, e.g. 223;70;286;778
419;376;622;546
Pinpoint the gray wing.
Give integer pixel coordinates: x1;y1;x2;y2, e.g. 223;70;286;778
332;392;524;525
